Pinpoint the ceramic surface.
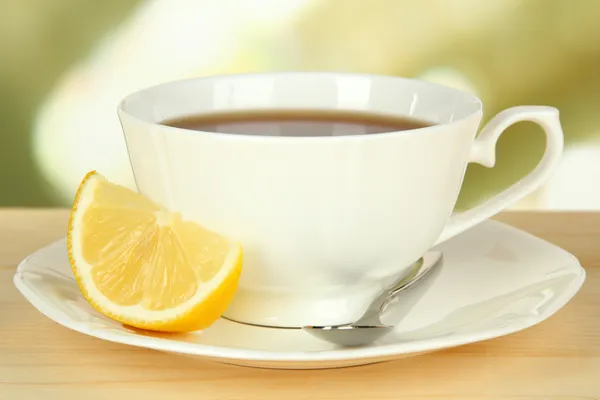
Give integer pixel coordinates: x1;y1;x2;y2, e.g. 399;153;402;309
118;72;565;327
14;220;585;369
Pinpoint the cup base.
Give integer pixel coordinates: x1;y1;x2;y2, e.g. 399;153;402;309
222;256;429;328
222;285;385;328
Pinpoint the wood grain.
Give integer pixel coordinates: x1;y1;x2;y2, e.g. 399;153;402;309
1;209;599;400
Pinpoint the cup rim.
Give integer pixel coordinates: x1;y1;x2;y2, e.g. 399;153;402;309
117;71;483;141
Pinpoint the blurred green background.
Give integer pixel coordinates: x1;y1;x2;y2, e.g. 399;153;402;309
2;0;599;210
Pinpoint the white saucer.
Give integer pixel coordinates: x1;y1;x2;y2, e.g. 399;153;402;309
13;219;585;369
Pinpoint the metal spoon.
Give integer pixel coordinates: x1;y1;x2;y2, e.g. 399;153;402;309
302;251;443;346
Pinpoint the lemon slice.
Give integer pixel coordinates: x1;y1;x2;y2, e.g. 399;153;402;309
67;171;242;332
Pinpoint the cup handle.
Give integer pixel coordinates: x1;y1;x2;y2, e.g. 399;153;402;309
434;105;564;246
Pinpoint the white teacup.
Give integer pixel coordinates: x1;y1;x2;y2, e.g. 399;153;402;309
117;72;563;327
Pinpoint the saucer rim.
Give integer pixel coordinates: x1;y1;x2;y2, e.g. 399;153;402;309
13;219;586;363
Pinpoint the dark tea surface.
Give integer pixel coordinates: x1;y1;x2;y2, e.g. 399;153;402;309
161;109;433;137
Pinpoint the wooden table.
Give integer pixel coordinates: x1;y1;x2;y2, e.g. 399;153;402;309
1;209;599;399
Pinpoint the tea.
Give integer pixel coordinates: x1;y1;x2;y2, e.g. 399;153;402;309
161;109;432;137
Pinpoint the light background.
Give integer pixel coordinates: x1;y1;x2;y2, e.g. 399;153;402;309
2;0;599;210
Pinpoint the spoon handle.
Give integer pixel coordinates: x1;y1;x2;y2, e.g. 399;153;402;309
358;251;443;324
